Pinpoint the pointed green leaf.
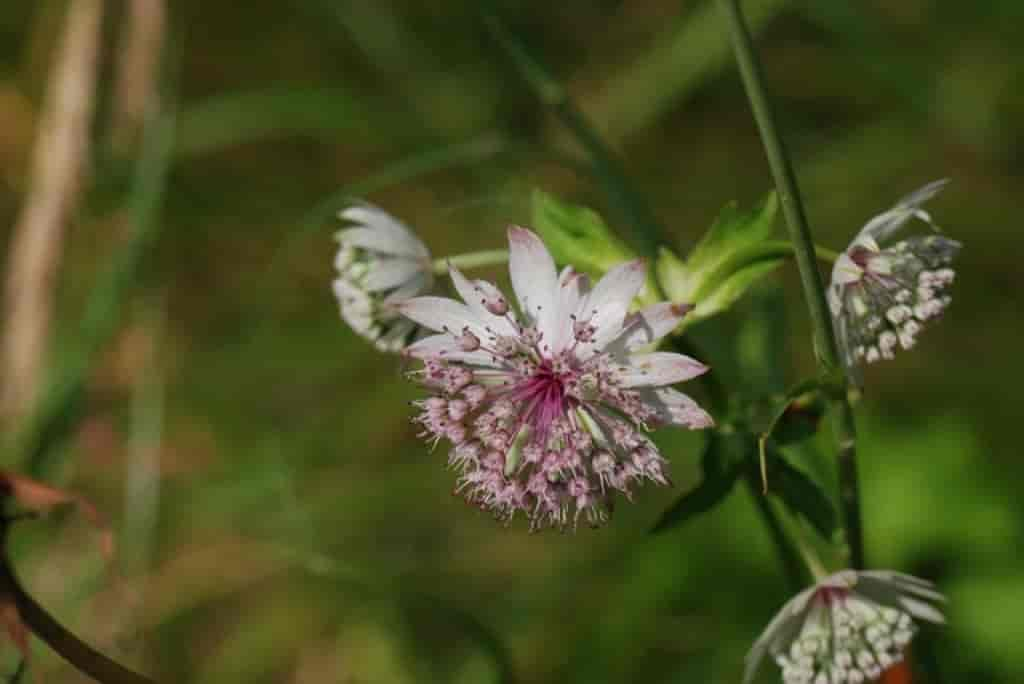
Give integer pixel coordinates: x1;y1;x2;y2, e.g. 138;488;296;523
684;257;784;328
766;447;838;539
657;192;778;303
652;433;743;533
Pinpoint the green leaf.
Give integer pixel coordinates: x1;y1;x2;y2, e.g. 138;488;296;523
651;433;743;533
656;193;784;328
530;189;637;278
766;447;838;539
687;257;783;325
756;378;825;491
176;88;363;158
772;395;827;447
657;192;778;303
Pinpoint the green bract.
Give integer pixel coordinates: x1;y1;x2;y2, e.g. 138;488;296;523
656;192;783;328
530;189;635;274
531;189;661;305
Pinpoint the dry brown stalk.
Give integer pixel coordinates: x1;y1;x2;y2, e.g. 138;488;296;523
110;0;166;151
1;0;105;422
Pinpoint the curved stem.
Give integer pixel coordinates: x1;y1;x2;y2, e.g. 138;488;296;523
432;249;510;275
717;0;863;569
480;6;666;260
0;556;155;683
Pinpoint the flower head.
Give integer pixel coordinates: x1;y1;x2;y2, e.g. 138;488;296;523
746;570;946;684
332;204;434;352
828;180;960;376
397;227;713;529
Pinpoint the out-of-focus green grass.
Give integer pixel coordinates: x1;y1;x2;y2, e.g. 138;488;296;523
1;1;1022;681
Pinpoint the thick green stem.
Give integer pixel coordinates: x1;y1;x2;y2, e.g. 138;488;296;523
717;0;864;569
432;249;510;275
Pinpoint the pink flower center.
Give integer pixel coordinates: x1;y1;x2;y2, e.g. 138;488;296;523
814;586;850;606
508;360;578;444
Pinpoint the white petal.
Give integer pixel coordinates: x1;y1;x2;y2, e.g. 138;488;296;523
448;265;517;337
375;318;416;352
332;278;372;314
546;267;591;355
831;252;864;287
578;260;646;348
618;352;709;388
339;205;429;258
383;272;431;304
858;571;946;603
508;226;558;328
395;296;487;337
899;596;945;624
827;284;844;317
362;257;423;292
612;302;690;353
639;387;714;428
856;179;949;242
404;333;501;367
744;587;817;684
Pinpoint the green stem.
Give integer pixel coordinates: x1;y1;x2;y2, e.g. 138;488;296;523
480;8;666;261
742;472;806;591
17;110;175;478
810;244;839;264
432;249;510;275
786;517;830;581
717;0;863;569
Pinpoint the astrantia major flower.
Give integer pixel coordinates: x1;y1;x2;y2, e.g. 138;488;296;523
398;227;713;529
745;570;946;684
828;180;960;376
332;204;434;352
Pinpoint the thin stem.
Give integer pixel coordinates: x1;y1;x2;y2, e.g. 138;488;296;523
833;400;863;568
717;0;864;569
810;244;839;264
480;7;666;260
432;249;510;275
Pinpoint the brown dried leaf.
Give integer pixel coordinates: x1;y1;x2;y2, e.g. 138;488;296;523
0;471;114;559
0;596;29;662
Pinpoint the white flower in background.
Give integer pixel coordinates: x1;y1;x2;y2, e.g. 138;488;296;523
397;226;713;530
745;570;946;684
828;180;960;376
332;204;434;352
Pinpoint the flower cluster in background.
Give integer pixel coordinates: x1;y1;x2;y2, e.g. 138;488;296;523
332;204;434;352
746;571;946;684
828;181;961;376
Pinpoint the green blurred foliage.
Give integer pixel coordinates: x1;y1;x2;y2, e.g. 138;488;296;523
0;0;1022;682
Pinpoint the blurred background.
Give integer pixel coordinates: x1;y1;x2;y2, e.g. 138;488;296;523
0;0;1021;681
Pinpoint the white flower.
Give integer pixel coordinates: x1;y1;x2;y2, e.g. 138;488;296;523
397;227;713;529
332;204;434;352
745;570;946;684
828;180;960;376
